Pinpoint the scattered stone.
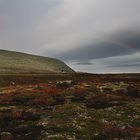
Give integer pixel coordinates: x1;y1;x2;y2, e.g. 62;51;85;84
0;132;13;140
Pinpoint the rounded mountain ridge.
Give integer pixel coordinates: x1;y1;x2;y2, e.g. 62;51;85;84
0;49;74;74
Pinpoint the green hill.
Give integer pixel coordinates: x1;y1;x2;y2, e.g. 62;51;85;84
0;49;74;74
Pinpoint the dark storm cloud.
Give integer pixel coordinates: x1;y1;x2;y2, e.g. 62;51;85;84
109;29;140;51
75;62;94;65
56;40;137;62
107;63;140;68
69;52;140;73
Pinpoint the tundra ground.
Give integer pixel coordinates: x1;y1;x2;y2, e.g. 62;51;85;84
0;73;140;140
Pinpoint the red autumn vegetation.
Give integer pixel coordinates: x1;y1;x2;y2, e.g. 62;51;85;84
0;94;14;105
28;96;55;106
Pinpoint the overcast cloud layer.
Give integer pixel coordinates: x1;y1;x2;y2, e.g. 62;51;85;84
0;0;140;73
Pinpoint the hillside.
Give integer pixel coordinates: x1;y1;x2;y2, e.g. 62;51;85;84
0;49;74;74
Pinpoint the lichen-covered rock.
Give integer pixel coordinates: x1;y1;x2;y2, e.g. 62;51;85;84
0;132;13;140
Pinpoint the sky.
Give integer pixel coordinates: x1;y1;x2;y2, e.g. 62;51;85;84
0;0;140;73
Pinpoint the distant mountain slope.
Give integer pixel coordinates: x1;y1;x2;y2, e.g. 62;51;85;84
0;49;74;74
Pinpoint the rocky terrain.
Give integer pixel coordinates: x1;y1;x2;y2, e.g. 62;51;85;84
0;73;140;140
